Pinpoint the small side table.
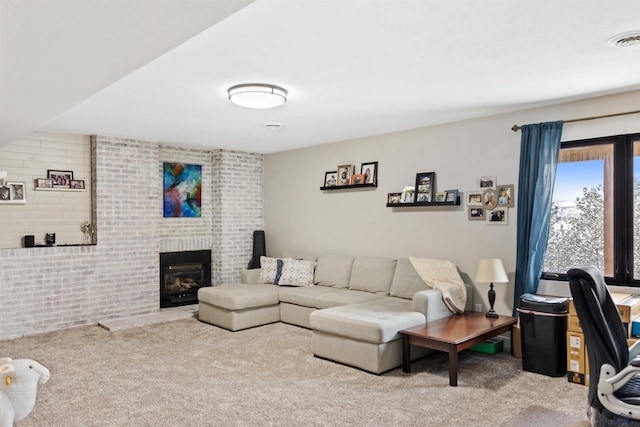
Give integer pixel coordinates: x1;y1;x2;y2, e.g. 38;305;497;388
400;311;517;386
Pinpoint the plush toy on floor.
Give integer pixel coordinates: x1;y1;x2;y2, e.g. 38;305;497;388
0;358;50;427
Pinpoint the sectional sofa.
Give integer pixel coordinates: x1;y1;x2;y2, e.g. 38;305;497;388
198;253;471;374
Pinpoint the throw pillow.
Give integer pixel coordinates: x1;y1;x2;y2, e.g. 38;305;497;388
258;256;280;284
278;258;316;286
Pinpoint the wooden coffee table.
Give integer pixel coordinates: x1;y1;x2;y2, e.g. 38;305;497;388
400;311;517;386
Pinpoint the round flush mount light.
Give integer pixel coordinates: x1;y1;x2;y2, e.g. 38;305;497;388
609;31;640;47
228;84;287;109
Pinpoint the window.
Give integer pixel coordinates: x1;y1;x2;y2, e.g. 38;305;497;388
543;132;640;285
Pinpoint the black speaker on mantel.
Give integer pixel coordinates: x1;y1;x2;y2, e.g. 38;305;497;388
23;235;34;248
248;230;266;269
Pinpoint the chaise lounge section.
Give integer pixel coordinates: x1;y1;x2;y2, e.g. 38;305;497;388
198;253;471;374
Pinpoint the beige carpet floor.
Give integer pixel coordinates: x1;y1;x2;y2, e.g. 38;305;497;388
2;317;589;426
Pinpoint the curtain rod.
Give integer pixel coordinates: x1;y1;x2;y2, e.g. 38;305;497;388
511;109;640;132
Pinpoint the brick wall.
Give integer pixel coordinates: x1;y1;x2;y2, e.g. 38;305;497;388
0;134;264;340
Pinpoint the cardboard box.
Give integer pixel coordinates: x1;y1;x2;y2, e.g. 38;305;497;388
568;371;589;386
470;338;504;354
616;295;640;323
568;314;582;333
567;331;586;373
512;324;522;360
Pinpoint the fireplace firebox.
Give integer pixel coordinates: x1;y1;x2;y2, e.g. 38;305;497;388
160;250;211;308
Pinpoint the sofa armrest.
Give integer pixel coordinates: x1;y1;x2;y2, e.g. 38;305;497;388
412;289;452;322
241;268;261;284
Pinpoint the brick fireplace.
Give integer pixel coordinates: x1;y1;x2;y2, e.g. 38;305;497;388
160;250;212;308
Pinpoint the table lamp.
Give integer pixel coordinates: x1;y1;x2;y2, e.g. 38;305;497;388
475;258;508;318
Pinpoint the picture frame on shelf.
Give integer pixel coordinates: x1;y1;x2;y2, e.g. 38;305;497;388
388;192;401;204
0;182;26;204
35;178;53;189
445;189;458;203
415;172;435;203
401;186;415;203
478;176;497;189
337;164;354;186
70;179;85;190
48;169;73;188
350;174;365;185
497;184;514;207
468;207;485;220
466;190;483;206
487;207;509;225
435;192;447;202
360;161;378;186
324;171;337;187
482;188;498;210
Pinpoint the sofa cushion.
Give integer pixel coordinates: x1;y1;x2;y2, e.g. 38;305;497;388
313;289;384;309
282;251;318;262
258;256;279;284
309;297;425;344
314;254;354;288
348;256;397;295
389;258;429;299
278;258;316;286
278;286;342;307
198;284;280;311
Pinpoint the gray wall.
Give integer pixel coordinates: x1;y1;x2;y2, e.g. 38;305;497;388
264;90;640;316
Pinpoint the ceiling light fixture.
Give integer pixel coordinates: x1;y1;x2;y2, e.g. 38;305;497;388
228;84;287;109
609;31;640;47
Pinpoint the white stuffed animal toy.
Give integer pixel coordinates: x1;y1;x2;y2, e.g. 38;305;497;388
0;357;50;427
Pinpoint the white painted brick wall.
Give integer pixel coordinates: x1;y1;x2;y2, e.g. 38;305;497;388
0;133;264;341
0;132;92;248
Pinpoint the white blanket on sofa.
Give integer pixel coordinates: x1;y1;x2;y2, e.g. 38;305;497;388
409;257;467;313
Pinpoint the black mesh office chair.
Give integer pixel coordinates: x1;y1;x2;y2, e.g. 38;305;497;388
567;266;640;426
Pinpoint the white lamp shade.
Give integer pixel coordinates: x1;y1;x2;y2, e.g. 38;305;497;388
475;258;508;283
228;84;287;109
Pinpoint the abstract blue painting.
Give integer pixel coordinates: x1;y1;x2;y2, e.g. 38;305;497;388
163;162;202;217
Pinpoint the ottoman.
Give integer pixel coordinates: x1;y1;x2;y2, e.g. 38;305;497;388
309;297;428;374
198;284;280;331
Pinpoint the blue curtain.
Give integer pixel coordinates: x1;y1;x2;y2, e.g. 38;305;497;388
513;121;563;315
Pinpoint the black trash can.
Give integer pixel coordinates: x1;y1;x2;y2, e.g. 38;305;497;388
517;293;569;377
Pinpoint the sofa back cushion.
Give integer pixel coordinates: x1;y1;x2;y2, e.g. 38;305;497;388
389;258;429;299
348;256;397;295
314;254;354;288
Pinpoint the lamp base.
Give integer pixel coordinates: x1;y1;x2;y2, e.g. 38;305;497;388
486;310;499;318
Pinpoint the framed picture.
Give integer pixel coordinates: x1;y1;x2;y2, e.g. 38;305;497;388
487;207;509;225
468;207;485;220
435;192;447;202
70;179;85;190
387;192;401;204
48;170;73;188
415;172;435;203
163;162;202;217
466;190;483;206
478;176;497;189
497;184;514;207
337;164;354;186
324;171;337;187
351;174;365;185
35;178;53;189
445;189;458;203
360;161;378;186
482;188;498;210
0;182;26;204
401;186;415;203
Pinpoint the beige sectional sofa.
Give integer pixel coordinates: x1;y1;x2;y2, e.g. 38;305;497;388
198;254;471;374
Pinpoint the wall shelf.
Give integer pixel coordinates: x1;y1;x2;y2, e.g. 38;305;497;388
34;187;85;192
387;197;460;208
320;183;377;190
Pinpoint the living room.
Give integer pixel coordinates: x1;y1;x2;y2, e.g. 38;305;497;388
1;1;640;425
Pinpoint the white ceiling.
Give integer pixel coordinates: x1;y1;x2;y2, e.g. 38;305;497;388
2;0;640;154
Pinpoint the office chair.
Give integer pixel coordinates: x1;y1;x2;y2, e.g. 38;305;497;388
567;266;640;426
